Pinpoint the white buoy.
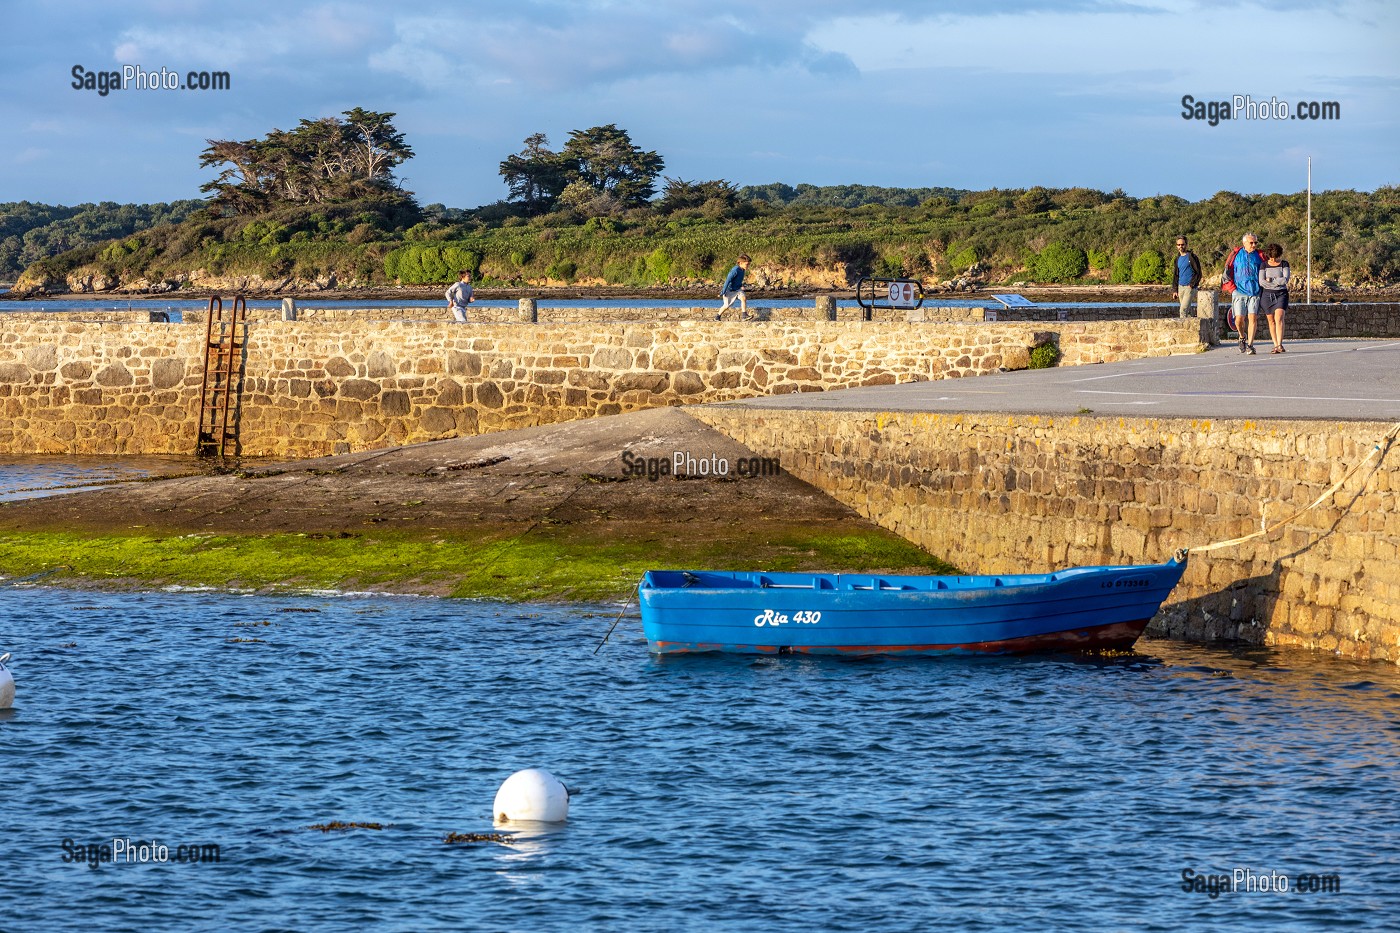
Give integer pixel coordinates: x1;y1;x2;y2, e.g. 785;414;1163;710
493;768;570;823
0;653;14;709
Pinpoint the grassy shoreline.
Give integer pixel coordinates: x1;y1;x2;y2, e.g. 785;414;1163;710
0;527;956;603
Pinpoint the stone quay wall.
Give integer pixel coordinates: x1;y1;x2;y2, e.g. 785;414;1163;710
690;407;1400;664
1225;302;1400;339
0;317;1209;457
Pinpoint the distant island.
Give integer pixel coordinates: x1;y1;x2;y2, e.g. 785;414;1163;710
3;109;1396;296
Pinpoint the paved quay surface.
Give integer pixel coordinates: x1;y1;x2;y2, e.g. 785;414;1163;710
720;338;1400;422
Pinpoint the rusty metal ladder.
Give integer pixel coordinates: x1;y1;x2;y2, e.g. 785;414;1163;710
196;295;248;458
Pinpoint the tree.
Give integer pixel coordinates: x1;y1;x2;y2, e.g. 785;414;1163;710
1014;187;1055;215
341;107;413;184
199;109;414;214
658;178;737;213
498;133;571;214
560;124;664;207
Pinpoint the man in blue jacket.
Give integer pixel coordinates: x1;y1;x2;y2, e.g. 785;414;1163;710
1171;236;1202;318
1230;233;1265;354
717;254;751;320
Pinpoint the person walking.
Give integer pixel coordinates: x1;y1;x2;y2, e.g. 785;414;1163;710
1170;236;1202;317
446;270;475;323
1259;243;1291;353
716;254;751;321
1225;233;1265;354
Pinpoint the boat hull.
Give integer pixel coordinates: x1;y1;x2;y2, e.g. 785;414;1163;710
638;557;1187;657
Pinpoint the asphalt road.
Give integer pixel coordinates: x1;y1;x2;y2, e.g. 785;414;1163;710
721;338;1400;423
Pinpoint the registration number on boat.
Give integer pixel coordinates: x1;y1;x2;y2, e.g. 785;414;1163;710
754;610;821;627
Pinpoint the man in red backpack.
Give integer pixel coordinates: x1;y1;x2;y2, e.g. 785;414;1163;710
1224;233;1265;354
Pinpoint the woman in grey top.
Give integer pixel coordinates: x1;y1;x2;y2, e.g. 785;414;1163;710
1259;244;1291;353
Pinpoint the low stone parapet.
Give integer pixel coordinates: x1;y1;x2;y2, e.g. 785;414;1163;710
0;318;1208;457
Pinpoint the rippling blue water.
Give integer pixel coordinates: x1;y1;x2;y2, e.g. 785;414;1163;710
3;586;1398;931
0;457;199;502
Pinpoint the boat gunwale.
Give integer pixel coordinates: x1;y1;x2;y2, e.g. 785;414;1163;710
639;558;1185;595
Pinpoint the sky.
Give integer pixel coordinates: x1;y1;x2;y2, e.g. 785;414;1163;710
1;0;1396;209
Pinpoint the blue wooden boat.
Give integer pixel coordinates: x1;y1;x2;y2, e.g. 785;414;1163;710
637;554;1187;656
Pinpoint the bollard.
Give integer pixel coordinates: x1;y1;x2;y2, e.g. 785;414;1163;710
1195;289;1218;343
518;297;538;323
281;297;297;321
815;295;837;321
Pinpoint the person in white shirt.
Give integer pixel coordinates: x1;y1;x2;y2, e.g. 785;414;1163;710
446;270;475;323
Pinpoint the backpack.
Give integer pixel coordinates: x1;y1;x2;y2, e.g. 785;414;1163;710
1220;246;1241;294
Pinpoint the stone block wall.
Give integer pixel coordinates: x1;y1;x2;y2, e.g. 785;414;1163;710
0;322;203;454
0;310;173;324
0;317;1209;458
1245;302;1400;339
689;407;1400;663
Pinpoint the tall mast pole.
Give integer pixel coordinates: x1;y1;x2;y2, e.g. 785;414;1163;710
1306;157;1312;304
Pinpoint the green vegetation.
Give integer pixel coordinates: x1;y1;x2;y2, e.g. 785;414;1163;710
1027;241;1088;283
14;184;1396;292
1131;249;1167;284
0;528;955;603
4;109;1397;290
0;199;203;279
1028;342;1062;369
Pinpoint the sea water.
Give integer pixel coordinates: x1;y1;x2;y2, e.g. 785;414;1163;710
0;457;199;502
1;584;1397;931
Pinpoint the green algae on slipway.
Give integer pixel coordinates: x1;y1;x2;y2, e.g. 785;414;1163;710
0;528;955;602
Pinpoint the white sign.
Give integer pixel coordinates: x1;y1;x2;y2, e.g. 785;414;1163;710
886;281;920;308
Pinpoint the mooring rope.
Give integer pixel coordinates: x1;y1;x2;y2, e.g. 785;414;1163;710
1186;421;1400;555
593;587;636;655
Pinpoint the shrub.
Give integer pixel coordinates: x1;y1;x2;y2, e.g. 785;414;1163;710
1028;342;1061;369
601;260;629;284
946;244;978;272
1030;242;1087;283
1085;248;1111;271
346;223;378;245
1110;255;1133;284
873;254;904;278
1131;249;1166;284
644;248;672;282
545;259;578;282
